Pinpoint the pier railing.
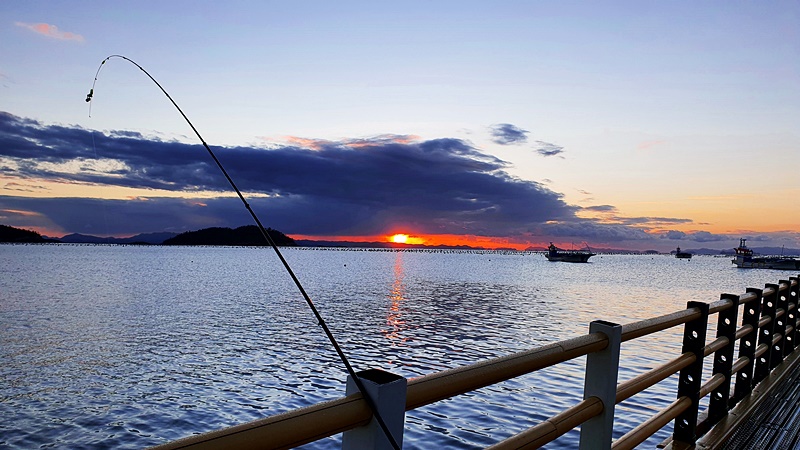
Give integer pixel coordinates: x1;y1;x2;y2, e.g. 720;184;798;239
152;275;800;449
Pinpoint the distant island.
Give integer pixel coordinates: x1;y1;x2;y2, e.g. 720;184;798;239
0;223;296;246
0;224;53;243
163;226;296;246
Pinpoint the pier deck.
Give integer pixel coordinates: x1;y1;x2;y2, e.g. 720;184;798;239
693;346;800;449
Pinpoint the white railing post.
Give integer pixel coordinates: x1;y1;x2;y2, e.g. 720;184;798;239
579;320;622;450
342;369;407;450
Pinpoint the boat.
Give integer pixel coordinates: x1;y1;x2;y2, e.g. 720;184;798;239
675;247;692;259
732;238;800;270
546;242;595;263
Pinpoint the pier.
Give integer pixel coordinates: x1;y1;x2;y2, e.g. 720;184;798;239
152;275;800;449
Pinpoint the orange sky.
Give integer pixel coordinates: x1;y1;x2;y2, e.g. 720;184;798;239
290;233;544;251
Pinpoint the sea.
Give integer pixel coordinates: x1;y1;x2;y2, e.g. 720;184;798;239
1;244;796;449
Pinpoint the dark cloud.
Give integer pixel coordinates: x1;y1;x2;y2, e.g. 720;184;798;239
0;112;581;237
613;216;693;226
582;205;617;213
662;230;728;242
531;220;653;242
663;230;686;240
489;123;529;145
534;141;564;157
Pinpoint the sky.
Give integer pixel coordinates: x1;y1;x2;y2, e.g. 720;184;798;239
1;1;798;251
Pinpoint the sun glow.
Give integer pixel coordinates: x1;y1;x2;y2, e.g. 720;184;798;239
390;234;409;244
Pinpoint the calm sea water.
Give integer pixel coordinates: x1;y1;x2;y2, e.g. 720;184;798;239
1;244;794;449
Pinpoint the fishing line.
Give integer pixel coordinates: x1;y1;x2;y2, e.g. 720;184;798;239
88;129;112;239
87;55;402;450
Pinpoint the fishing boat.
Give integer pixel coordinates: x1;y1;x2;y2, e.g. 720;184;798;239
674;247;692;259
732;238;800;270
546;242;595;263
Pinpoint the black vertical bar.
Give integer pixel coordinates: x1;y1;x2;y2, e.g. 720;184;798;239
707;294;740;426
673;301;709;445
773;282;789;366
733;288;761;405
754;284;777;384
785;277;799;356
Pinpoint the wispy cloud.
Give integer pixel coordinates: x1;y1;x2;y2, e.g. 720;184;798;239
534;141;564;157
489;123;529;145
661;230;727;242
15;22;85;42
582;205;617;213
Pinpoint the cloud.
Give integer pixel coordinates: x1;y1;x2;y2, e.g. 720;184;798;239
10;112;777;250
0;112;581;237
532;220;653;242
534;141;565;157
613;216;693;226
661;230;730;243
663;230;686;240
582;205;617;213
15;22;85;42
489;123;529;145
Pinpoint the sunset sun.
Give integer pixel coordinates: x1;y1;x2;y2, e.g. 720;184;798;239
390;234;409;244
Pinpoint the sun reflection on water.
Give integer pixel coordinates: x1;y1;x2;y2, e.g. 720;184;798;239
383;251;407;344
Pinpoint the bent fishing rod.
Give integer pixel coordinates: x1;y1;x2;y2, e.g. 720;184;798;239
87;55;401;450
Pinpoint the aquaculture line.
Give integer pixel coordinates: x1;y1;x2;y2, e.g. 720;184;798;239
151;276;800;450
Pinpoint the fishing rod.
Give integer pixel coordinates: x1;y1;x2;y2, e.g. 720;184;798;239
87;55;401;450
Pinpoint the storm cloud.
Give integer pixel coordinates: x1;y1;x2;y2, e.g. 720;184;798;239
1;112;580;237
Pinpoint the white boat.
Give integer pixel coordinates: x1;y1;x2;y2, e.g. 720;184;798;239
546;242;595;263
732;238;800;270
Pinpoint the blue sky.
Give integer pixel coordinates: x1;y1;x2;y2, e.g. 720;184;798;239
1;1;798;250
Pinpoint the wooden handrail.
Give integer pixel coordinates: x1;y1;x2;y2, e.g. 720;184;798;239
616;353;694;403
699;373;726;398
612;397;692;450
405;333;607;410
620;308;699;342
485;397;604;449
150;394;371;450
150;277;800;450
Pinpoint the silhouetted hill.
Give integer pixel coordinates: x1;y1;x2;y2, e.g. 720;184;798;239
57;232;178;244
0;224;52;243
162;225;296;246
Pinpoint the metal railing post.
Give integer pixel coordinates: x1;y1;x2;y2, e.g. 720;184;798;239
754;285;778;383
732;288;761;405
342;369;407;450
707;293;740;426
579;320;622;450
773;283;789;366
780;277;800;358
672;301;709;445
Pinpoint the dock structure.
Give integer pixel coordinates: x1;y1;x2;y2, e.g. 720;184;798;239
697;348;800;449
151;276;800;450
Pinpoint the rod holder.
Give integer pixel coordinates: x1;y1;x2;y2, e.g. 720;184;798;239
343;369;407;450
579;320;622;450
